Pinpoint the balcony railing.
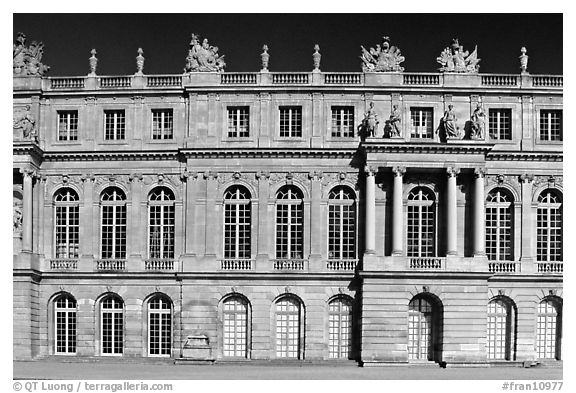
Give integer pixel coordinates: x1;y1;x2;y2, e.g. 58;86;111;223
95;259;126;271
219;259;254;271
409;257;445;270
532;75;563;87
537;262;563;274
481;75;518;87
488;261;520;273
221;73;257;85
99;76;131;88
403;73;440;85
326;259;358;271
49;258;78;270
144;258;175;271
50;77;85;89
147;75;182;87
324;73;362;84
272;73;309;84
272;259;307;271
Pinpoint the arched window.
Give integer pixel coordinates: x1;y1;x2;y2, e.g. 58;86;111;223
328;187;356;260
537;190;562;262
100;294;124;355
224;186;251;260
407;187;436;257
54;188;79;259
328;297;353;359
275;296;302;358
148;295;172;357
223;296;249;358
408;296;434;360
54;294;77;354
487;298;515;360
100;187;126;259
275;186;304;260
537;298;562;360
486;189;513;261
148;187;175;259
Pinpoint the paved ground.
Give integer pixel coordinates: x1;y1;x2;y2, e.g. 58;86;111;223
13;360;563;380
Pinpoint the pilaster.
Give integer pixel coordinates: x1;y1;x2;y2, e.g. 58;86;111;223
392;166;406;256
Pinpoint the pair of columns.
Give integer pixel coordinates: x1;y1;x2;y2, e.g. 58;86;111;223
20;168;35;253
364;166;486;257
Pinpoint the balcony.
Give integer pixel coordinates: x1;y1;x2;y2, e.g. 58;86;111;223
272;259;308;271
326;259;358;271
144;258;175;271
537;262;563;274
488;261;521;274
49;258;78;270
219;259;254;271
95;259;126;271
408;257;445;270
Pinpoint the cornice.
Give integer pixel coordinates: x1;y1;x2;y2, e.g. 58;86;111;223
361;141;494;155
486;151;563;162
12;141;44;161
181;148;357;159
42;150;179;162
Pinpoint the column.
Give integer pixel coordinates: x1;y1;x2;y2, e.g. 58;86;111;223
309;171;323;260
392;166;405;256
128;173;143;259
204;171;218;256
80;174;95;259
520;174;535;262
446;167;460;256
364;166;376;254
256;171;270;261
20;168;34;252
473;168;486;256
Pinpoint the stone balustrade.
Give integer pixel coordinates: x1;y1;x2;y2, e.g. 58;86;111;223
95;259;126;271
481;75;518;86
49;258;78;270
324;73;362;84
408;257;445;270
221;73;257;85
219;259;254;271
537;262;563;274
403;73;441;85
99;76;131;88
271;73;309;84
326;259;358;271
488;261;521;273
146;75;183;87
144;258;175;271
272;259;308;271
50;77;85;89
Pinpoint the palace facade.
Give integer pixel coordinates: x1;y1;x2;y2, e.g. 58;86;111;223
13;35;563;366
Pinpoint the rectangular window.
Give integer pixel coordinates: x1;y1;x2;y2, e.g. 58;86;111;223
227;107;250;138
488;109;512;140
57;111;79;141
152;109;173;140
331;106;355;138
279;106;302;138
539;110;562;141
104;110;125;140
410;107;433;139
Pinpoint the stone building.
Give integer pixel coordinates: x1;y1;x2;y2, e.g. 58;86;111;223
13;35;562;366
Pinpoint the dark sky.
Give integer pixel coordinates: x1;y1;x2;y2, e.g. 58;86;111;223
13;14;562;76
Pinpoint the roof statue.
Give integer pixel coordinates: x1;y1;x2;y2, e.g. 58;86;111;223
184;33;226;73
360;36;405;72
436;39;480;73
13;32;50;76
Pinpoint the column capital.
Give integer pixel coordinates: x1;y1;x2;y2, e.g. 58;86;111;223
519;173;535;184
364;165;378;176
446;166;460;177
203;170;219;180
128;173;143;183
474;167;486;178
19;168;36;178
392;166;406;177
180;169;198;182
308;170;323;181
255;170;270;181
81;173;95;183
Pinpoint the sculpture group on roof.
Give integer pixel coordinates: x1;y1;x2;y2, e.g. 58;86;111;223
13;32;50;76
184;34;226;73
436;38;480;73
360;36;405;72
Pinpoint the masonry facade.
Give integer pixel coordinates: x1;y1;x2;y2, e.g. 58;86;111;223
13;37;563;366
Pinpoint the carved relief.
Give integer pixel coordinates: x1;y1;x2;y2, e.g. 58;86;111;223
184;33;226;73
437;38;480;73
360;36;405;72
13;105;37;142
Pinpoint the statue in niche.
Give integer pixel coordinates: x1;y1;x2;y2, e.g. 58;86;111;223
384;104;402;138
358;102;379;138
436;39;480;73
13;203;22;232
360;36;405;72
436;104;460;141
469;103;486;139
184;33;226;73
13;32;50;76
13;105;37;141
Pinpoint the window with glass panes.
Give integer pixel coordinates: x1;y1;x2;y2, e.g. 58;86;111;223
407;187;436;257
275;186;304;259
101;295;123;355
100;187;127;259
486;189;513;261
57;111;78;141
331;106;354;137
328;187;356;260
148;296;171;356
488;109;512;140
54;188;79;259
148;187;175;259
227;107;250;138
410;107;434;138
275;297;301;358
224;186;251;260
537;299;561;359
54;295;76;354
539;110;562;141
223;297;248;358
408;297;433;360
104;110;125;140
487;299;513;360
328;298;353;359
279;106;302;137
152;109;173;140
537;190;562;262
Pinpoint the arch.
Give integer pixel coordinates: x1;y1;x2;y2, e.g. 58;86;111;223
275;186;305;260
536;296;562;360
273;294;305;359
270;180;310;200
327;295;354;359
220;181;256;201
223;185;252;261
94;182;129;200
532;184;563;204
487;295;517;361
321;180;359;199
148;186;175;201
147;187;176;260
219;293;252;359
407;293;444;363
328;186;357;261
276;184;304;200
486;183;519;203
224;184;252;200
536;189;563;263
100;186;126;202
141;181;181;202
403;183;438;201
49;292;77;355
144;293;173;357
49;184;83;203
96;292;125;356
100;187;127;260
486;188;514;261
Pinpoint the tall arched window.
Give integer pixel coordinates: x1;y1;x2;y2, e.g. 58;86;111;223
408;296;434;360
275;296;302;358
148;295;172;357
537;298;562;360
487;297;515;360
223;296;249;358
100;294;124;355
148;187;175;259
100;187;126;259
537;190;562;262
224;186;251;260
407;187;436;257
328;297;353;359
328;186;356;260
276;186;304;259
54;294;77;354
486;189;513;261
54;188;80;259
